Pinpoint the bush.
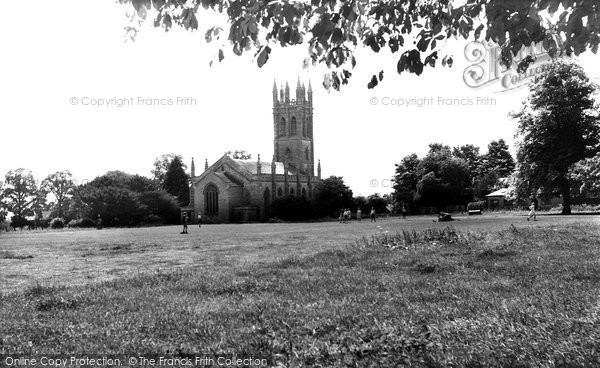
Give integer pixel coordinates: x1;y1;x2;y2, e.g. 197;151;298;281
10;215;29;229
139;191;180;225
143;214;164;224
50;218;65;229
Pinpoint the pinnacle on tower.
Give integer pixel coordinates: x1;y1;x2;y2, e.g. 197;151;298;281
204;158;209;171
296;76;305;102
317;159;321;179
257;154;262;174
285;81;290;102
191;157;196;177
272;79;278;104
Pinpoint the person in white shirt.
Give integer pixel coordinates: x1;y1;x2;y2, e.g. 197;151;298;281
527;202;536;221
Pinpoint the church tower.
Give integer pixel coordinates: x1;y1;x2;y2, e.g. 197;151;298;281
272;78;315;175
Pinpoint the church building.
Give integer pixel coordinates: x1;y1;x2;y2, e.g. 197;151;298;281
183;79;321;223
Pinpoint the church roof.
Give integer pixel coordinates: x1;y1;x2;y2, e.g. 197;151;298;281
231;159;286;175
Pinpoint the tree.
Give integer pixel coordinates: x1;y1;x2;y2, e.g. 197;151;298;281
0;180;6;223
313;176;353;217
513;60;600;214
352;195;368;214
42;171;75;219
392;153;420;209
453;144;481;178
367;193;387;214
122;0;599;90
225;150;252;160
570;153;600;198
415;146;472;208
1;169;39;220
139;190;181;224
480;139;515;179
152;153;185;184
163;156;190;206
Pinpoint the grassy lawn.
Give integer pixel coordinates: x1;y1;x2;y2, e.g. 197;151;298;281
1;215;600;366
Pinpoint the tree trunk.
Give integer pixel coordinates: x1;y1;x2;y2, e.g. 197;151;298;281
561;178;572;215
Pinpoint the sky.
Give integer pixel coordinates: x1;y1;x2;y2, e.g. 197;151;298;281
1;1;599;196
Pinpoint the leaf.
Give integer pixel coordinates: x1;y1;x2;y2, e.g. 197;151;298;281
474;24;484;40
378;70;384;81
424;51;438;67
152;0;165;11
331;28;344;44
389;36;399;53
218;49;224;62
517;55;535;74
257;46;271;68
367;75;378;89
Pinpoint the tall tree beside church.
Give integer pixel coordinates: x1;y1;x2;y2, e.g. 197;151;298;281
163;156;190;207
152;153;185;186
513;60;600;215
313;176;353;217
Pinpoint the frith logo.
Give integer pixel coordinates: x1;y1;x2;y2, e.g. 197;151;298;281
462;40;560;92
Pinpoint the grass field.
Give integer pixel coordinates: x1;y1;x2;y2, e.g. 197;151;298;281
1;214;600;366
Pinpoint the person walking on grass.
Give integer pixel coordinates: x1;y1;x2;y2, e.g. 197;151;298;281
402;204;407;219
181;214;189;234
370;207;376;222
339;209;344;224
197;213;202;229
357;208;362;222
527;202;537;221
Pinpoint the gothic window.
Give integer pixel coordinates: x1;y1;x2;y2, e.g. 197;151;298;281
285;147;291;159
278;117;286;137
305;148;309;160
290;117;297;136
301;187;307;197
204;184;219;217
290;188;295;196
302;117;307;137
307;117;313;138
277;187;283;197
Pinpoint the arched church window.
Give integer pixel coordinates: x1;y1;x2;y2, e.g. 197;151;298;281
301;187;307;197
285;148;291;158
204;184;219;217
305;148;309;160
279;117;286;137
290;117;297;136
277;187;283;197
290;188;295;196
302;117;307;137
307;117;313;138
